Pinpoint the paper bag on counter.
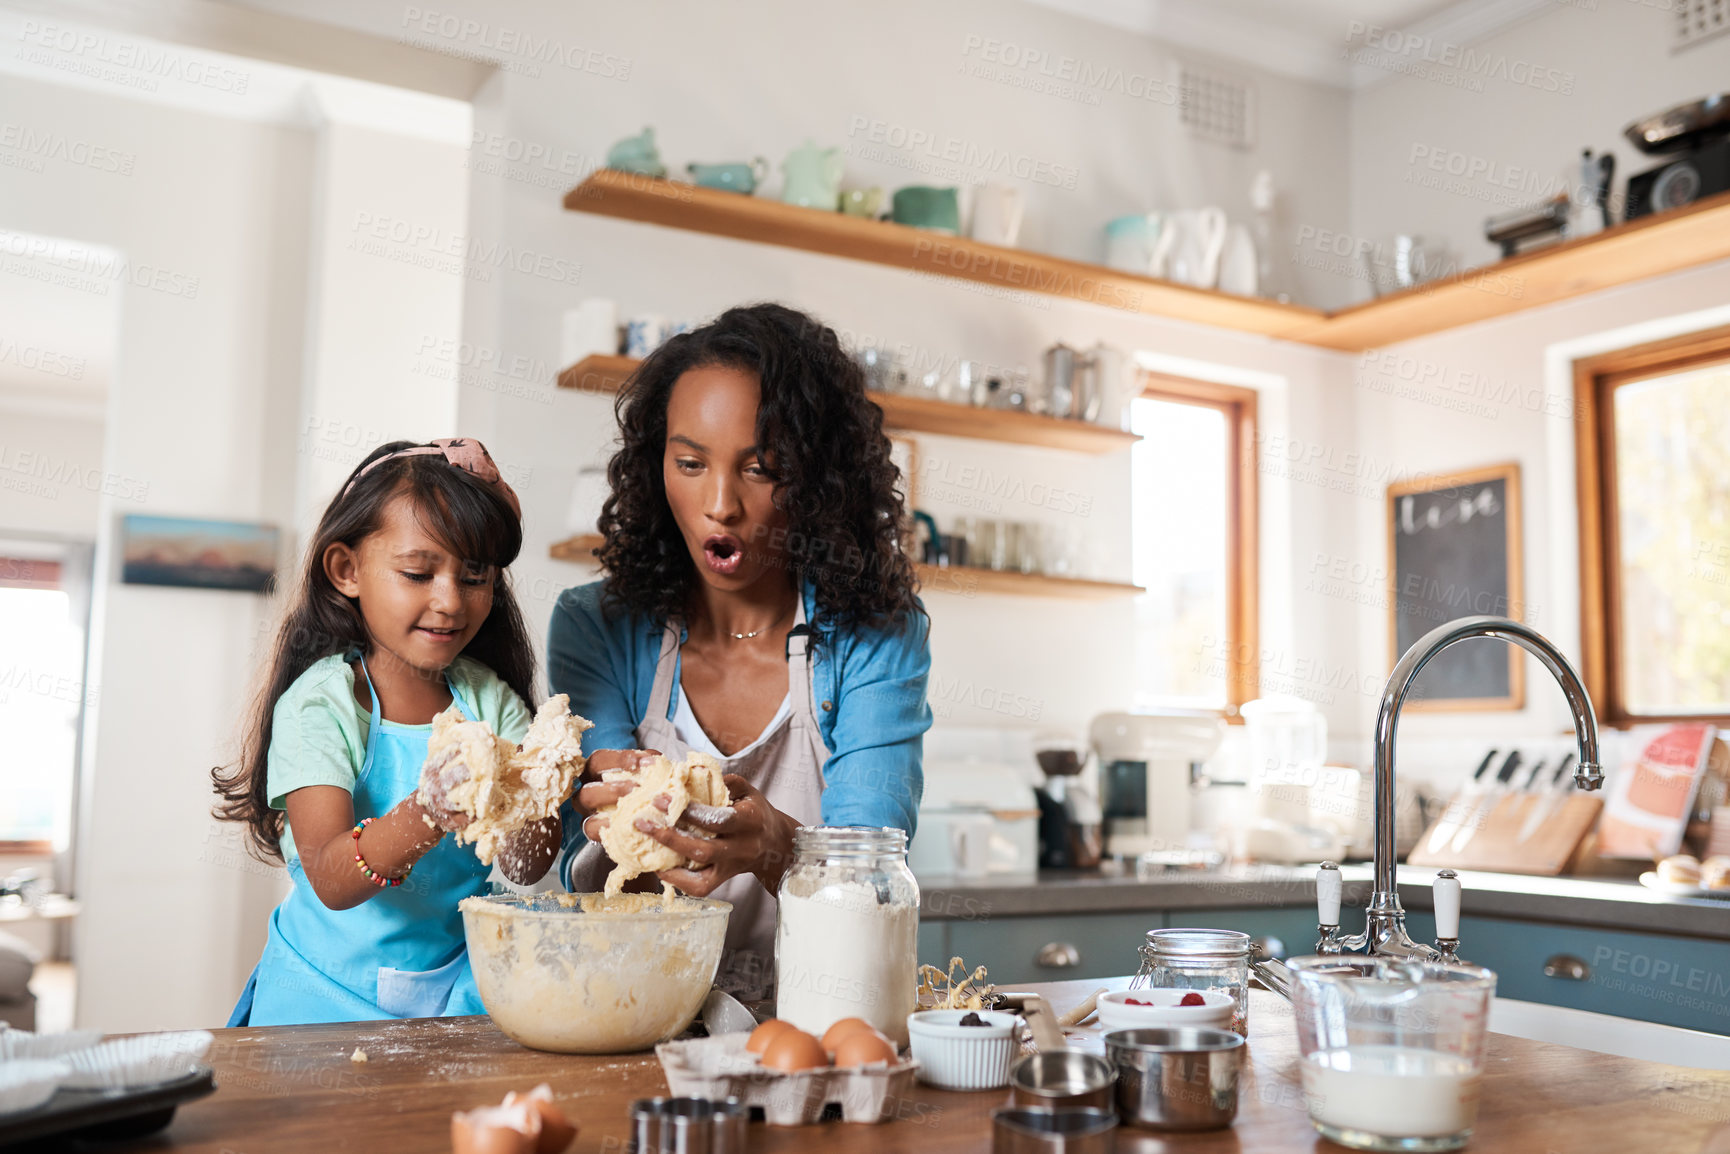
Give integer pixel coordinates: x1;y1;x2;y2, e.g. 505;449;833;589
1596;723;1716;859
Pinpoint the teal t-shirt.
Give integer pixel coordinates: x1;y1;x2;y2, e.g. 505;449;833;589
266;653;533;862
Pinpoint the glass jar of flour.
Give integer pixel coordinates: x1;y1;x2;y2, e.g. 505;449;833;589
775;826;920;1045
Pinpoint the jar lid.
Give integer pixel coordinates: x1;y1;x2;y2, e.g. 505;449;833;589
792;825;907;856
1144;928;1251;958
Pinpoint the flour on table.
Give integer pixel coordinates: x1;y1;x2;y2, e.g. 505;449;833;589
595;752;730;896
420;694;593;865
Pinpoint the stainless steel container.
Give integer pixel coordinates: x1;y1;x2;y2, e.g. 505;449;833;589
629;1096;748;1154
1105;1026;1243;1132
991;1106;1117;1154
1008;1050;1115;1111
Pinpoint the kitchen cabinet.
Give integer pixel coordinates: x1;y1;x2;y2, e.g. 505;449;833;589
926;905;1322;986
1402;911;1730;1035
931;911;1152;985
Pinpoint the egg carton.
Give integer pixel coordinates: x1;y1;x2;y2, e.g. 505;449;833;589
655;1033;920;1126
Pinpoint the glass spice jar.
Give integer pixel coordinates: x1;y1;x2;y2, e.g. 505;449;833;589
1130;927;1252;1036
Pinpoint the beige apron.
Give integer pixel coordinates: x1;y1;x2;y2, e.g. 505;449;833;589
569;601;828;999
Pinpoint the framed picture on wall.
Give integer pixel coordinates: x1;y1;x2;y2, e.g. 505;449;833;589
1386;463;1524;711
120;515;280;593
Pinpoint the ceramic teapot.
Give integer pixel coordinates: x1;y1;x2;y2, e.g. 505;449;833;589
606;127;666;178
781;140;844;210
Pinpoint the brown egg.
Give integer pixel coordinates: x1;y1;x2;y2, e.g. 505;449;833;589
502;1086;577;1154
746;1019;796;1055
451;1105;540;1154
819;1017;876;1057
760;1028;829;1072
833;1029;897;1068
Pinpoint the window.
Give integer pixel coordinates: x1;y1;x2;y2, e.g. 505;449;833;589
0;553;87;850
1129;375;1258;711
1577;326;1730;724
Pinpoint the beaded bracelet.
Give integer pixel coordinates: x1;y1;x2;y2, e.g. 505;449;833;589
351;817;406;888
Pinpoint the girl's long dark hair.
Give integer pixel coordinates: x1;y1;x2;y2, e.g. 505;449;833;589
597;302;920;633
212;442;536;861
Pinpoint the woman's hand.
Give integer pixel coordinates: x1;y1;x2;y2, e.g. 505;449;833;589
575;749;661;842
639;774;799;897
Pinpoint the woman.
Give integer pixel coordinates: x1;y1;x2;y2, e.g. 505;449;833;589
547;303;931;998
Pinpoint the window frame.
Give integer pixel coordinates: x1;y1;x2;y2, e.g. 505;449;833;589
1138;372;1260;714
1575;323;1730;727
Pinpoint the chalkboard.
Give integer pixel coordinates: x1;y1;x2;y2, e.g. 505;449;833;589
1387;463;1525;710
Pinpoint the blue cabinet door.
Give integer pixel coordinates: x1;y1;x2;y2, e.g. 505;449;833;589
947;912;1156;986
917;921;949;972
1401;911;1730;1035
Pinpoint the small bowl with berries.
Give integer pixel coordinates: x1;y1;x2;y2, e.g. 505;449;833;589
1096;988;1235;1034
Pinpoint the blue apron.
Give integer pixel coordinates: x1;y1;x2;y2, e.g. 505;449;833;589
227;656;491;1026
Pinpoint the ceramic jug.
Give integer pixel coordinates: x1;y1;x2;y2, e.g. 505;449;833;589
1104;214;1164;275
1153;208;1228;288
605;127;666;178
970;184;1025;247
781;141;844;210
687;158;768;195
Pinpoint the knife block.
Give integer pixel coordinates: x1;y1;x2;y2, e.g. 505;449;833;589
1408;793;1603;875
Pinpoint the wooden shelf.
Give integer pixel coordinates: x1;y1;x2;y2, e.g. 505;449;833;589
564;170;1730;352
915;563;1141;599
551;538;1135;598
1289;189;1730;350
877;391;1137;453
556;355;637;395
566;169;1322;340
549;533;603;563
556;354;1139;454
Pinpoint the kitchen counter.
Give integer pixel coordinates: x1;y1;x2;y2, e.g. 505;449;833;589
154;980;1730;1152
920;865;1730;941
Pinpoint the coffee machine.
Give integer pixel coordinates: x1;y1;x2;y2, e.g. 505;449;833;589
1032;734;1102;869
1089;710;1226;859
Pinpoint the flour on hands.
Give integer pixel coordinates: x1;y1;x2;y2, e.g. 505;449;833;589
595;752;731;896
419;694;594;865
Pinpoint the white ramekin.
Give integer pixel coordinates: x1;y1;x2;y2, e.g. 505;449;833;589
905;1009;1020;1091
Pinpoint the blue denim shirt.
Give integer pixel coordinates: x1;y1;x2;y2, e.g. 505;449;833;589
546;580;932;885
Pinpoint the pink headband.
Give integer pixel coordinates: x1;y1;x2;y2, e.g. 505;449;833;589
341;437;521;519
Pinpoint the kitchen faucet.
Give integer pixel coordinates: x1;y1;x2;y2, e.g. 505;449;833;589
1314;615;1604;964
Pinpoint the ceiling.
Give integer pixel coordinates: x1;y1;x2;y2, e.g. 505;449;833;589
1020;0;1554;87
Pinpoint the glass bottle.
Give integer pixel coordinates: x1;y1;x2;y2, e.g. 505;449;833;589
775;827;920;1045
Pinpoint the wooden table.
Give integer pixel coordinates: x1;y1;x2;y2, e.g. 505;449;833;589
154;980;1730;1152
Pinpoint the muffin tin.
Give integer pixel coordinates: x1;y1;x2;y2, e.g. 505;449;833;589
655;1032;919;1125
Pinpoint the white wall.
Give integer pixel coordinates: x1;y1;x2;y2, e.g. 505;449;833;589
0;70;317;1030
1348;1;1730;295
1340;263;1730;787
0;414;108;535
0;36;471;1024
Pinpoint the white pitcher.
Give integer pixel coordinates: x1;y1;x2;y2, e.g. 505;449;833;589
970;184;1025;247
1153;207;1228;288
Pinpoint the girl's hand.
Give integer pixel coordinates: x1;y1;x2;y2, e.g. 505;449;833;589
575;749;661;842
639;774;798;897
417;747;473;833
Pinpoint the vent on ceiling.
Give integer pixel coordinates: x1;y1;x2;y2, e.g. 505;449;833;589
1178;66;1254;149
1674;0;1730;49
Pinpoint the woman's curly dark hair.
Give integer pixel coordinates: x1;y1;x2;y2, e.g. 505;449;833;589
597;302;919;633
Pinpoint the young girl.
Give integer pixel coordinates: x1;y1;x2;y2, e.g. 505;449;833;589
214;438;556;1026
